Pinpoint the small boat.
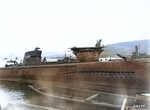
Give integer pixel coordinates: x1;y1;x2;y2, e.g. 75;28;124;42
29;85;150;110
5;60;18;67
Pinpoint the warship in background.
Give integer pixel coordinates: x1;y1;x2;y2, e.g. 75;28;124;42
131;45;150;65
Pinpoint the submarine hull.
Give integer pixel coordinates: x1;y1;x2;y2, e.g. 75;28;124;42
0;60;149;96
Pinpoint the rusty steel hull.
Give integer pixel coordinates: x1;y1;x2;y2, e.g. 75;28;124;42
0;60;149;96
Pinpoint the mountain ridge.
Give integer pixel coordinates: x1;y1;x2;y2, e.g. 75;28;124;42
101;39;150;57
1;39;150;59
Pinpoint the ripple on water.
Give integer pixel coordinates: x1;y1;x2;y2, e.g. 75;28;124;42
0;83;28;109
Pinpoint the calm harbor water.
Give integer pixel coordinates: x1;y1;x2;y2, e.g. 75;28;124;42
0;81;48;110
1;81;150;110
0;81;121;110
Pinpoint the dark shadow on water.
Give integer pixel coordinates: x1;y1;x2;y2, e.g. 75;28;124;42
0;81;121;110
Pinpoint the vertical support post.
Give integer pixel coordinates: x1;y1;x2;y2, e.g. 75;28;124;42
121;95;128;110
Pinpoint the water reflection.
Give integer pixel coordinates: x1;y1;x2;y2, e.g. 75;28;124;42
0;81;59;110
0;81;120;110
1;81;149;110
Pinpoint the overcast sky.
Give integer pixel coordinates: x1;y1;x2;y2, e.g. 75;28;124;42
0;0;150;57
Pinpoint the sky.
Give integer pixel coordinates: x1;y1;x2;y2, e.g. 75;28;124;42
0;0;150;57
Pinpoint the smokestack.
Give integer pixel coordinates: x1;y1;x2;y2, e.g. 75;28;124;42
138;44;140;58
135;46;138;58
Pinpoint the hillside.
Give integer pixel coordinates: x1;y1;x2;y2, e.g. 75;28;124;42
2;39;150;59
101;39;150;57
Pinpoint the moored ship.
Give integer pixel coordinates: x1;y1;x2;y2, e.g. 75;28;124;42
0;39;149;97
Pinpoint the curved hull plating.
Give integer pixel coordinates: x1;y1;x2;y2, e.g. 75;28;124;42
0;60;149;96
